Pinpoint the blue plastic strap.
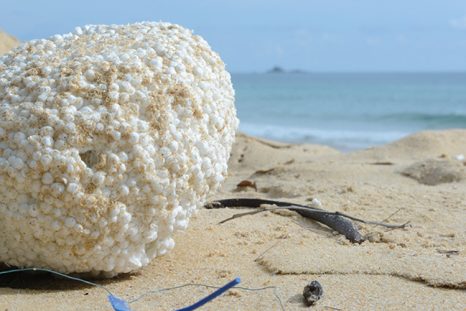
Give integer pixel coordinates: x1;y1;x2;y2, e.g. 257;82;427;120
175;277;241;311
108;294;132;311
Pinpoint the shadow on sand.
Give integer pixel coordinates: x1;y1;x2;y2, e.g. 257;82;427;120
0;265;137;291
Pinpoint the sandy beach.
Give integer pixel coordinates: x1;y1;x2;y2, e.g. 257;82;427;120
1;32;465;310
0;129;464;310
0;31;18;55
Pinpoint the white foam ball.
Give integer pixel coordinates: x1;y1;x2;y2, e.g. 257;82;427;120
0;21;238;276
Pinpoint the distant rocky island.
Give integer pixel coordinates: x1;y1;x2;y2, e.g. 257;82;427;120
267;66;285;73
266;66;307;74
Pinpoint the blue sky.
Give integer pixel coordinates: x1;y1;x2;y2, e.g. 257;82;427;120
2;0;466;72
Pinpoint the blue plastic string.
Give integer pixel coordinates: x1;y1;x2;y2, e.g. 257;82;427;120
128;281;284;310
0;268;283;310
175;277;240;311
108;294;132;311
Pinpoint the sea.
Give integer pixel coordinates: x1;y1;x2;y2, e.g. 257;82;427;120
232;73;466;151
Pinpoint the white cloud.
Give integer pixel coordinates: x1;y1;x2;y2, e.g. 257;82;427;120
449;15;466;30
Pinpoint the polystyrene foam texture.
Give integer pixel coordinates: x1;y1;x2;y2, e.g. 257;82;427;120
0;22;238;276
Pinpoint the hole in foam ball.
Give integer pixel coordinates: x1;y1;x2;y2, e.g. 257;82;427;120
144;241;158;258
79;150;99;169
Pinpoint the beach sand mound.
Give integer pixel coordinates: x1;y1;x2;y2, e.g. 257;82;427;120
0;129;465;310
355;129;466;162
400;159;465;185
0;31;19;55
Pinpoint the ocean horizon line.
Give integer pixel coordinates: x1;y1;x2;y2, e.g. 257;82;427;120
230;70;466;75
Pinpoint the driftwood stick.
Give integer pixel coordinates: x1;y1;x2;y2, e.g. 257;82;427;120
206;198;409;244
218;207;268;224
206;198;364;243
327;210;409;229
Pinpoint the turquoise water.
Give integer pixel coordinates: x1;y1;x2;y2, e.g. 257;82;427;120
232;73;466;150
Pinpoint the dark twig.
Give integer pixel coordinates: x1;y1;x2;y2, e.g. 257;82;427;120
206;198;409;244
218;208;267;224
254;241;282;262
328;210;409;229
381;208;402;223
436;249;459;255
